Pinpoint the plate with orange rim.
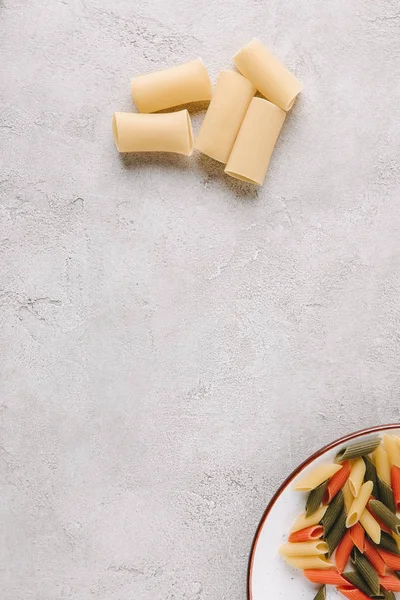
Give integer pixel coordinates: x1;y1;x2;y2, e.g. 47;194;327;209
247;424;400;600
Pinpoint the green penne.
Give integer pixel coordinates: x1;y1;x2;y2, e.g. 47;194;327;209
321;489;344;535
312;586;326;600
306;481;328;517
377;477;396;513
336;436;381;462
370;499;400;535
325;508;346;557
352;547;381;596
384;592;395;600
343;570;374;597
364;456;379;499
378;531;400;555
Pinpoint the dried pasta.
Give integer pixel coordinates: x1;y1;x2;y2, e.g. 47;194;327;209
279;541;328;557
348;458;366;498
346;481;373;527
131;58;212;113
294;464;342;493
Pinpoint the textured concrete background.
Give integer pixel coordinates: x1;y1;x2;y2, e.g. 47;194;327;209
1;0;400;599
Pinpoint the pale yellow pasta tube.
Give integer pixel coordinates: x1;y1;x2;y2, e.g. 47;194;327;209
373;445;391;485
349;458;366;497
346;480;373;527
343;481;354;514
293;463;342;492
131;59;212;113
290;506;328;533
195;71;255;164
225;97;286;185
233;39;303;111
112;110;193;155
393;531;400;550
360;509;381;544
283;556;333;570
279;541;328;558
384;434;400;467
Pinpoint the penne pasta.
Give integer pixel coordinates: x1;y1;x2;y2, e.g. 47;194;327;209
390;465;400;511
288;525;324;542
304;569;348;585
374;446;391;486
282;555;333;570
346;481;373;527
335;530;354;573
392;531;400;550
369;499;400;535
360;509;381;544
294;463;343;492
336;436;381;462
379;575;400;591
351;547;380;595
364;539;387;576
350;523;365;553
290;506;327;533
279;540;328;557
348;458;366;498
322;490;344;535
131;58;212;113
384;435;400;468
343;571;375;597
378;532;400;555
363;456;379;499
313;586;326;600
324;461;351;504
326;509;347;557
306;481;328;516
343;480;354;514
377;548;400;570
377;477;396;513
337;586;372;600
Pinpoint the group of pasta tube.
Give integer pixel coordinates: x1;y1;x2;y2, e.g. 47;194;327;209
112;39;303;185
280;435;400;600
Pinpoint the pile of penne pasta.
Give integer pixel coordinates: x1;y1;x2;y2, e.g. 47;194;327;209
112;39;303;186
280;434;400;600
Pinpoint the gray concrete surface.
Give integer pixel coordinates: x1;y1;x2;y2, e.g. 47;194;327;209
1;0;400;598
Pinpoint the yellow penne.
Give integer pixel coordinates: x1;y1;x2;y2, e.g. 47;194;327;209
349;457;366;497
346;480;373;527
283;555;333;570
393;532;400;550
360;508;381;544
343;480;354;514
293;464;342;492
279;541;329;557
290;506;328;533
373;445;391;484
384;434;400;468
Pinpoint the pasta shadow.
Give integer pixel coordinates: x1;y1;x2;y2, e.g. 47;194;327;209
120;152;192;171
195;153;260;200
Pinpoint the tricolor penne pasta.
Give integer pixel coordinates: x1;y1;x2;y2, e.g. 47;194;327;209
281;432;400;600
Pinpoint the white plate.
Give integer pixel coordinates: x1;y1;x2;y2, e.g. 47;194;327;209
248;424;400;600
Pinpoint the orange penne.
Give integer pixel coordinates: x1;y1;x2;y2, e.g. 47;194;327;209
338;586;371;600
379;575;400;591
288;525;324;543
304;569;348;585
350;523;365;553
391;465;400;511
364;539;387;576
378;548;400;570
336;530;353;573
324;460;351;504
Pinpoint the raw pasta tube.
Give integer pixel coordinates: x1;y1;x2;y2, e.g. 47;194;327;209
195;71;255;163
233;39;303;111
225;97;286;185
346;481;373;527
290;506;328;533
279;541;329;557
282;556;333;570
373;445;391;485
293;463;342;492
131;58;212;113
348;458;366;497
112;110;193;155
